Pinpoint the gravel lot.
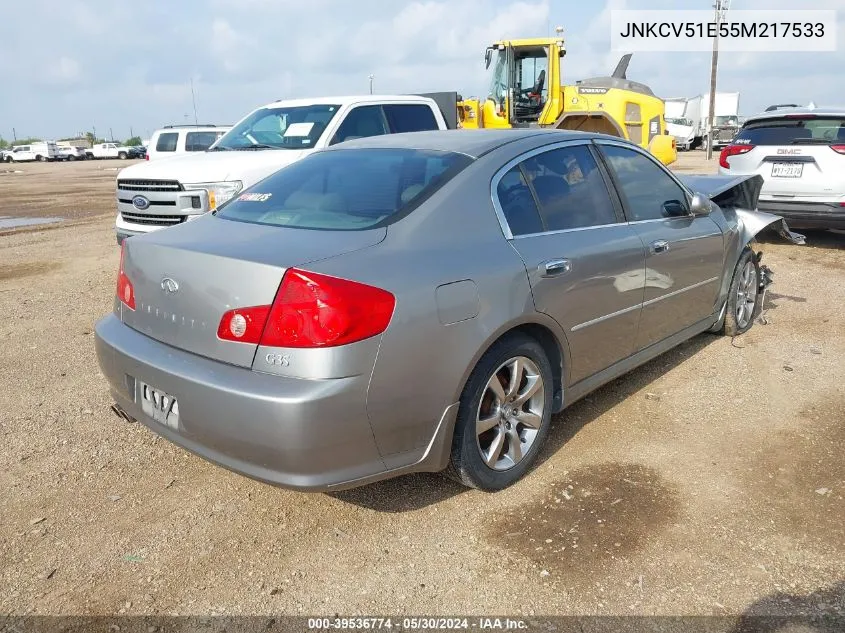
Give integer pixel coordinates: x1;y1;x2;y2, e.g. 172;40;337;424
0;153;843;623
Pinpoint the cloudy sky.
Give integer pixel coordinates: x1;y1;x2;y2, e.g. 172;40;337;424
0;0;841;141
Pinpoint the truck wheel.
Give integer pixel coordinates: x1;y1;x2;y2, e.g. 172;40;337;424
118;152;127;160
37;155;45;162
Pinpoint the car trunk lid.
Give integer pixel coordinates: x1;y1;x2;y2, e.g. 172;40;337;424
119;215;386;368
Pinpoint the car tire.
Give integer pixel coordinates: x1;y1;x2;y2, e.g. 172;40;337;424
68;155;76;162
36;155;45;162
118;152;127;159
446;333;554;491
720;248;760;337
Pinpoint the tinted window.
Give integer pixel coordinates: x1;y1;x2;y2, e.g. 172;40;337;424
520;146;618;231
331;106;388;145
185;131;221;151
734;116;845;145
217;149;471;231
496;166;544;236
155;133;178;152
383;104;438;133
600;145;689;221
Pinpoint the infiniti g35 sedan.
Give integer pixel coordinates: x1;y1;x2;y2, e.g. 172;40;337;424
95;129;804;492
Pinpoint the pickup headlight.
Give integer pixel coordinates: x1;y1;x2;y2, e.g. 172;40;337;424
183;181;243;210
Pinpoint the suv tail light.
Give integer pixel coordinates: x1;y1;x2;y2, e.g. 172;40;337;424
116;242;135;310
719;144;754;169
830;144;845;155
217;269;395;348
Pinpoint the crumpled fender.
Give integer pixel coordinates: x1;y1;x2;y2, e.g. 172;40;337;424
678;173;806;245
735;208;806;246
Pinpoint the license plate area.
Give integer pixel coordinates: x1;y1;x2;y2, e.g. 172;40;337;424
771;162;803;178
138;381;179;430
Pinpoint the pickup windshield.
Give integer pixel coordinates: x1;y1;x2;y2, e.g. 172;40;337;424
734;116;845;145
213;104;341;150
217;148;473;231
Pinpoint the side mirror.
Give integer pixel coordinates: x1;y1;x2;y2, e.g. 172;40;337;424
690;192;711;216
485;48;492;69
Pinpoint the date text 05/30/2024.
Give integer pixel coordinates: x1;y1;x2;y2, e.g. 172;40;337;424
307;617;528;630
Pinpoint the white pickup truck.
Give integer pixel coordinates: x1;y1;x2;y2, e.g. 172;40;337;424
88;142;135;160
113;94;452;244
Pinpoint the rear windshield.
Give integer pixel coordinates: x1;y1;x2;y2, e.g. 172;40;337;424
216;148;472;231
735;116;845;145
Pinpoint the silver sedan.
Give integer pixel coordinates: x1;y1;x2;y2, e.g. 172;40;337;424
95;129;804;492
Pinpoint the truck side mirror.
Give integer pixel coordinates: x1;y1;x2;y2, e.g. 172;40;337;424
485;49;492;69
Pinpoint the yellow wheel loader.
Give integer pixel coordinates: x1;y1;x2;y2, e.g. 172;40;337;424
454;34;677;166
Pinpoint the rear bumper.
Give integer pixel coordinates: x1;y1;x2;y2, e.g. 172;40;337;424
757;200;845;230
94;313;391;491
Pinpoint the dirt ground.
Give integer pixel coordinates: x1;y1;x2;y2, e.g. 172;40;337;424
0;153;843;624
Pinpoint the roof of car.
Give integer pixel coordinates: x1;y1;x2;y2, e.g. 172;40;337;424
745;106;845;123
258;94;438;109
324;128;600;158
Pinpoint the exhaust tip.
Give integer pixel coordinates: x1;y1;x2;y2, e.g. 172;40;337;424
110;403;136;423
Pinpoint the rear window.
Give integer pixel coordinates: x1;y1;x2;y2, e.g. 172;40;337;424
217;148;472;231
735;116;845;146
155;132;178;152
185;131;221;151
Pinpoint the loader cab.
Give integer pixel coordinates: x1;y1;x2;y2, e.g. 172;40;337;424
482;37;565;128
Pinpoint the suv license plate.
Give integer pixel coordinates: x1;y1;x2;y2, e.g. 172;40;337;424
771;162;803;178
139;381;179;430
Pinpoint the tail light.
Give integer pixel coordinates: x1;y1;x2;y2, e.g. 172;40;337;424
217;269;395;348
116;242;135;310
830;144;845;155
719;144;754;169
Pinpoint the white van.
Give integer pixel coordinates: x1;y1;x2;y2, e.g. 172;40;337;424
113;94;450;243
145;125;231;161
6;142;60;162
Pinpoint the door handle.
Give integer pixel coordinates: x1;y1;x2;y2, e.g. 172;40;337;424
539;258;572;277
650;240;670;254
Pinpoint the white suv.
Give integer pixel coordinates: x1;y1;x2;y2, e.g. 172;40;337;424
718;106;845;230
145;125;231;161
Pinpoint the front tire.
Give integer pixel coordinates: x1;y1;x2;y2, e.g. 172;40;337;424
446;333;554;491
721;248;760;336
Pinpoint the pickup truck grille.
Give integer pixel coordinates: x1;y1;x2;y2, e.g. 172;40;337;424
117;179;183;192
120;212;186;227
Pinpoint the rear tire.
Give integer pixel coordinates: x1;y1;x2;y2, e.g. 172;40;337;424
118;152;127;160
721;248;760;337
446;333;554;491
36;155;45;162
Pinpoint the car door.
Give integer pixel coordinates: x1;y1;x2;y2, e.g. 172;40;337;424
495;140;647;385
594;140;724;351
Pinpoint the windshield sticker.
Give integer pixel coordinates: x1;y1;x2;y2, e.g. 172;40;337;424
238;193;273;202
283;122;315;137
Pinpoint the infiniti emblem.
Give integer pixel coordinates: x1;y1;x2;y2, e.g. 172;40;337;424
132;195;150;210
161;277;179;294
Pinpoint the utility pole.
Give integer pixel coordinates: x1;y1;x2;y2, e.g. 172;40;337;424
190;78;199;125
369;74;374;95
12;127;16;141
130;126;134;139
706;0;731;160
109;127;114;142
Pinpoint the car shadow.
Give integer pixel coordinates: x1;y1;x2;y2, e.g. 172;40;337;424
756;227;845;251
726;579;844;633
331;331;721;513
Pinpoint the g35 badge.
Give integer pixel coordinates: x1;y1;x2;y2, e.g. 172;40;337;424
265;353;291;367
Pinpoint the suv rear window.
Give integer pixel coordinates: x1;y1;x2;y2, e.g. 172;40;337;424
217;148;472;231
735;116;845;145
155;132;178;152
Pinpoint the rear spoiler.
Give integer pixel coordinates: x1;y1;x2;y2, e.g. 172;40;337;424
678;174;806;245
412;92;460;130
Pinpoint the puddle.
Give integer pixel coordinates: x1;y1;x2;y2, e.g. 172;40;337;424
0;216;64;229
485;463;680;583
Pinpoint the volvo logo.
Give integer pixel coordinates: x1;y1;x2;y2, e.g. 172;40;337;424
132;195;150;210
160;277;179;294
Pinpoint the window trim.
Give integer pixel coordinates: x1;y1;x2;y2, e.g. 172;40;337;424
490;138;627;240
591;138;694;224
